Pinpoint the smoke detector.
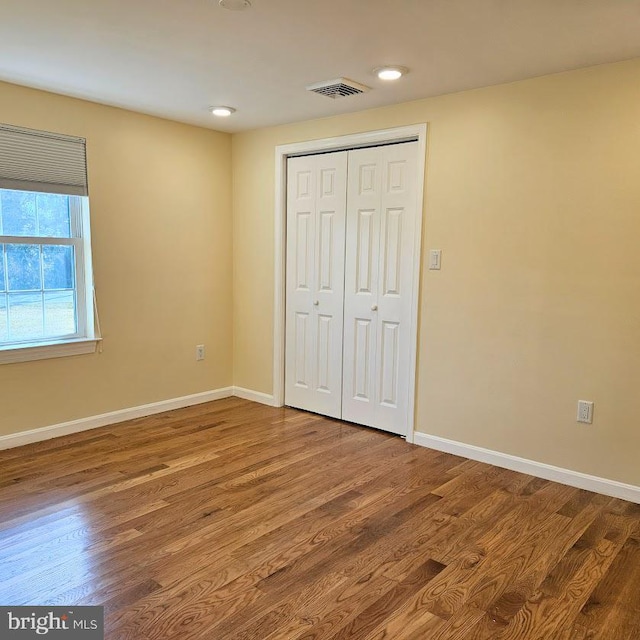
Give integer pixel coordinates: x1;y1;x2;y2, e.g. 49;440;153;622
306;78;370;99
219;0;251;10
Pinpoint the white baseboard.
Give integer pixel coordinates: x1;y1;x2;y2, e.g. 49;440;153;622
413;432;640;505
0;388;234;451
4;392;637;504
232;386;278;407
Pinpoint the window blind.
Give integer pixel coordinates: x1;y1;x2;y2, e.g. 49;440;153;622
0;123;88;196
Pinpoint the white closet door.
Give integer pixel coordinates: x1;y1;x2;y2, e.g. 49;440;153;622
285;152;348;418
342;142;418;435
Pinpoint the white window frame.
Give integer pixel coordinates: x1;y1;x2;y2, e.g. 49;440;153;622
0;193;99;364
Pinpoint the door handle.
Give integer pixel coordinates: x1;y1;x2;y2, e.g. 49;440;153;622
313;300;319;306
371;304;378;311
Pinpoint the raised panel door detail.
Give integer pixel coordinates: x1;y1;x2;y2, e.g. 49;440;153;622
352;318;371;400
318;211;334;292
320;169;336;197
359;164;376;195
296;212;312;291
387;160;406;193
355;210;374;294
295;312;309;388
379;321;400;407
297;171;312;198
316;314;332;392
382;208;403;296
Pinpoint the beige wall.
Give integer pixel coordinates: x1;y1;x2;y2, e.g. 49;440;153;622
232;59;640;486
0;81;233;435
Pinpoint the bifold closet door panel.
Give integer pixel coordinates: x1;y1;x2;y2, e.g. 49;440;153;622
341;147;381;428
284;151;348;418
342;142;419;436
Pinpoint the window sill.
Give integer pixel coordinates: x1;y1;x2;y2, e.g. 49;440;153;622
0;338;101;365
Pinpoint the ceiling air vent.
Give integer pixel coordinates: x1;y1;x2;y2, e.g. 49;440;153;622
306;78;370;99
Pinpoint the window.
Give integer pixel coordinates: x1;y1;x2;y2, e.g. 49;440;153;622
0;124;98;364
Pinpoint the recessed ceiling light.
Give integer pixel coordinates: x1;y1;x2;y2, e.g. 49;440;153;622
374;66;409;81
210;106;236;117
219;0;251;10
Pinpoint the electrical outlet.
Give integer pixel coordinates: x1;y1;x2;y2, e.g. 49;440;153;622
196;344;205;361
577;400;593;424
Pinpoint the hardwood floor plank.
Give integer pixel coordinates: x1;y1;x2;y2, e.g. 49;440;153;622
496;535;629;639
0;398;637;640
327;559;446;640
575;535;640;639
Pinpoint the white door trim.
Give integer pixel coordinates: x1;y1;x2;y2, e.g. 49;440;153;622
274;124;428;443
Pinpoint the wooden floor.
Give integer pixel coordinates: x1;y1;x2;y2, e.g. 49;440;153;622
0;398;639;639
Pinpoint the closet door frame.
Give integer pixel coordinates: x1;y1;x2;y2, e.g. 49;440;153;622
274;124;427;443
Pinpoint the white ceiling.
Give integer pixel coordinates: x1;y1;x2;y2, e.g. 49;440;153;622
1;0;640;133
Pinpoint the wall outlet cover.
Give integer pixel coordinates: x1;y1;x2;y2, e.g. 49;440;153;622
577;400;593;424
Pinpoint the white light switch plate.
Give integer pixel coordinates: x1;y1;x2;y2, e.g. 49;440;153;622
429;249;442;270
